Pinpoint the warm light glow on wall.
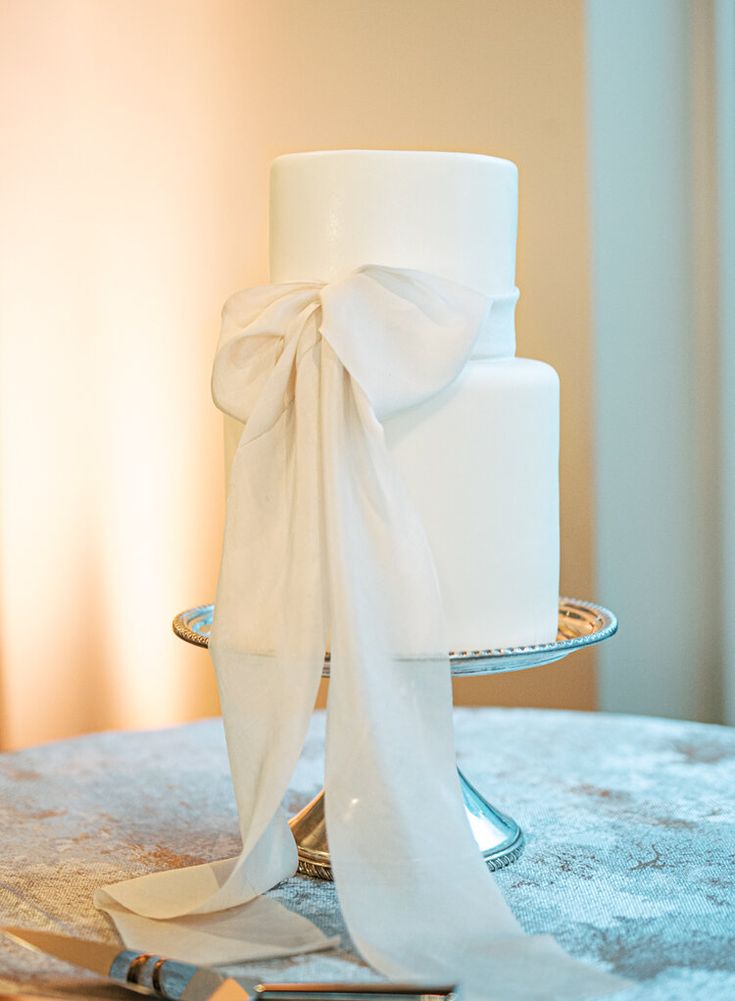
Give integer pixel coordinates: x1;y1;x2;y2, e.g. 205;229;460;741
0;1;266;745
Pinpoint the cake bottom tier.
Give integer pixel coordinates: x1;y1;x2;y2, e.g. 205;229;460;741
383;357;559;650
223;356;559;652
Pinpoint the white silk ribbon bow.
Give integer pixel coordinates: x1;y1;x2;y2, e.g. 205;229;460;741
96;266;627;1000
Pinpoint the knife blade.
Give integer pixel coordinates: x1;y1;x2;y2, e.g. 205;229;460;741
2;930;222;1001
2;929;459;1001
0;990;161;1001
0;984;160;1001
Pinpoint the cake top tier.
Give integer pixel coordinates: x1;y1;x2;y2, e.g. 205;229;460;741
269;150;518;296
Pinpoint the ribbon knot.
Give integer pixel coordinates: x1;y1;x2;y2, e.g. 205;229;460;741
212;265;510;428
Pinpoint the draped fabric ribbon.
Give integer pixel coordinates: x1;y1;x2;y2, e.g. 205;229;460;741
96;267;627;1000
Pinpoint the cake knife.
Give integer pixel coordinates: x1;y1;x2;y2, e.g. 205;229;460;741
2;929;457;1001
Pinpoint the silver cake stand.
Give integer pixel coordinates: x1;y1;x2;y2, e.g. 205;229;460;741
173;598;617;880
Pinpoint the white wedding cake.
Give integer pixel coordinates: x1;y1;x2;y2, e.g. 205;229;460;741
224;149;559;650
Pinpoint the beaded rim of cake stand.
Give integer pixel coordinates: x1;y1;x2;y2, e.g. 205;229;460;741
171;597;617;677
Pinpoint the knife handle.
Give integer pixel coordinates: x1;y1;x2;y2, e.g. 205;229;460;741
256;995;453;1001
256;995;455;1000
255;988;458;1000
110;952;215;1001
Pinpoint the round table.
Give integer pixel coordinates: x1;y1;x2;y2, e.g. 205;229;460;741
0;708;733;1000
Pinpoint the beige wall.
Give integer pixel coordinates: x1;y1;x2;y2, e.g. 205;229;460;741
0;0;595;748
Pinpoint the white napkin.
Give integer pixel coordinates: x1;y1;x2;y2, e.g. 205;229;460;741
96;266;628;1000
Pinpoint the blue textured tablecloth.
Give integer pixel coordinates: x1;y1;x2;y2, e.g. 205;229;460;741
0;708;733;1000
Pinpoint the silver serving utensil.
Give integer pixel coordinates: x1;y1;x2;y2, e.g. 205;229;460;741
2;929;458;1001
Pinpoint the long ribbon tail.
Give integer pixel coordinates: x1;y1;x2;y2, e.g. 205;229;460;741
320;341;628;1000
95;316;335;963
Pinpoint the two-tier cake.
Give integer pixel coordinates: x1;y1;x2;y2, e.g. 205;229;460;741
224;149;559;651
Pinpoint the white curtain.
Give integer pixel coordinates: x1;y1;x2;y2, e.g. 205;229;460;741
586;0;735;723
716;0;735;725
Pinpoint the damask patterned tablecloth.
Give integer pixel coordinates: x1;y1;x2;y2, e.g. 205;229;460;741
0;708;734;1000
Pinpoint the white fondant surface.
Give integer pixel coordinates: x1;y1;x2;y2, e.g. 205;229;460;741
270;150;517;294
384;358;559;649
225;150;560;648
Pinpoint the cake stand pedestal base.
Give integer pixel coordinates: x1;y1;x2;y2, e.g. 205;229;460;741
290;769;524;881
172;598;617;880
